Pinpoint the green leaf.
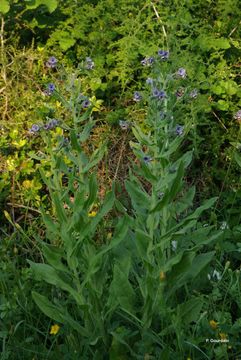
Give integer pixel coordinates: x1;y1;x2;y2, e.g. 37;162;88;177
59;37;76;51
162;251;184;273
32;291;66;323
187;251;215;279
81;216;130;288
150;161;185;213
125;180;149;208
52;191;68;224
166;252;196;296
42;244;69;273
234;152;241;168
28;261;84;305
216;100;229;111
25;0;58;13
135;229;153;262
32;292;88;335
84;173;98;209
185;197;217;221
0;0;10;14
168;161;185;202
175;186;195;215
109;258;135;313
83;143;107;173
177;297;203;325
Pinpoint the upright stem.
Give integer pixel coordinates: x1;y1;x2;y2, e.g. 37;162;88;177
1;16;8;121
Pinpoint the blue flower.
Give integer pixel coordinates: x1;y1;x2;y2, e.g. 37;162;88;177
143;155;152;164
82;99;90;108
157;90;166;99
177;68;187;78
119;120;130;130
85;57;94;70
234;110;241;121
152;88;166;100
141;58;148;66
141;57;154;66
133;91;142;102
48;83;55;92
148;56;155;65
46;56;58;68
175;125;184;136
44;83;55;96
45;119;59;130
146;77;153;85
29;124;40;134
157;50;169;60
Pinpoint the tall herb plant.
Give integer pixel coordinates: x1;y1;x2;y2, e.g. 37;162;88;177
27;53;225;359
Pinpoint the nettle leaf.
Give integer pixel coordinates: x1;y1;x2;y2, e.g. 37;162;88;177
196;34;230;51
0;0;10;14
25;0;58;13
59;37;76;51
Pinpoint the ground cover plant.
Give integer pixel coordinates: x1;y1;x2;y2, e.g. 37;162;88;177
1;0;241;359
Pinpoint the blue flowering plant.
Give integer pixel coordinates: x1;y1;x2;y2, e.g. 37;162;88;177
117;49;223;355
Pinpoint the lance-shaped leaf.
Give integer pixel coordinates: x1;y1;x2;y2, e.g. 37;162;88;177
32;291;88;335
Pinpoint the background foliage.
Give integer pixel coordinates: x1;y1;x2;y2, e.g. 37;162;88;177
0;0;241;358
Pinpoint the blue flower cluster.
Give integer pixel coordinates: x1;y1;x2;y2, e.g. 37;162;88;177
133;91;142;102
176;68;187;79
82;99;91;108
44;83;55;96
29;119;59;135
143;155;152;164
141;57;155;66
175;125;184;136
152;88;166;100
157;50;169;60
46;56;58;68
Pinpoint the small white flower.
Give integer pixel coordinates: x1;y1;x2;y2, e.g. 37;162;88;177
213;269;222;281
220;221;228;230
208;269;222;281
171;240;177;251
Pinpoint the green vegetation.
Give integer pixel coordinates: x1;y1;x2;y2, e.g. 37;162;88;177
0;0;241;359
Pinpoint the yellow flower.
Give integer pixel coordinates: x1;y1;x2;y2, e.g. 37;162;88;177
219;333;227;340
159;271;166;281
88;210;97;217
50;324;60;335
209;320;218;329
56;100;62;108
22;180;32;189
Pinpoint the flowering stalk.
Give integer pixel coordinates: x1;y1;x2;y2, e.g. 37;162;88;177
126;50;219;329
